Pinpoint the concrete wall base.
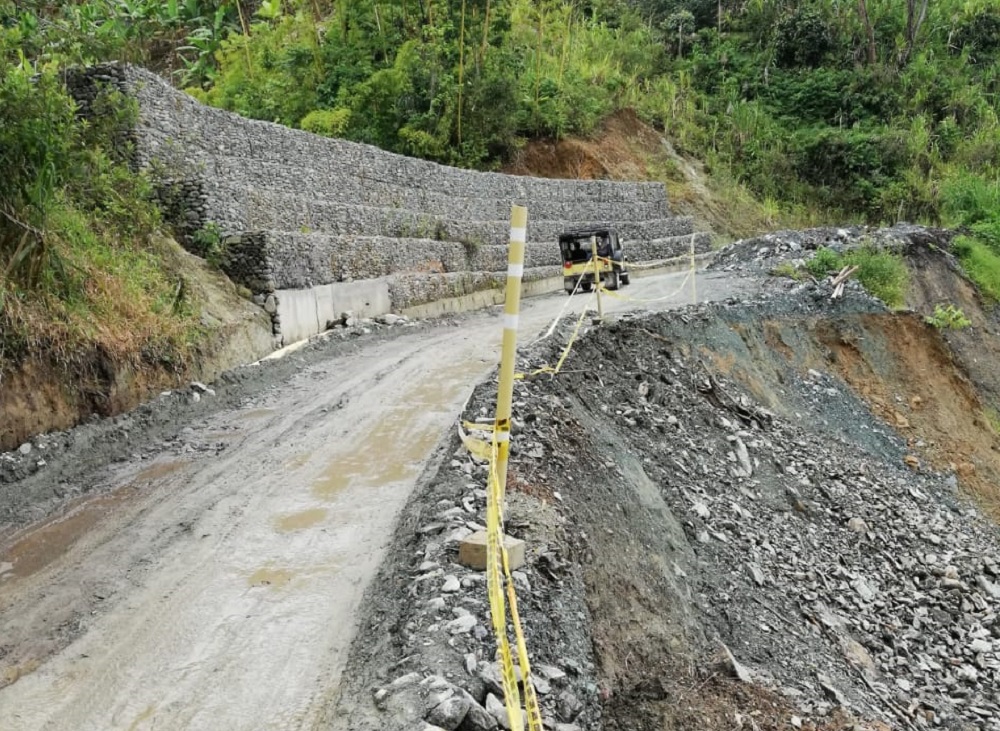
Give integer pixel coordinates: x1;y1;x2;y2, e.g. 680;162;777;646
274;252;717;344
276;280;391;344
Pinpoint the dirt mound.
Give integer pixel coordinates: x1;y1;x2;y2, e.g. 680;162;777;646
503;110;780;240
504;111;657;182
714;224;1000;519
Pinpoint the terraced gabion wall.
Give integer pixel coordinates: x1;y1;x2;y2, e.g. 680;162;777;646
66;63;712;343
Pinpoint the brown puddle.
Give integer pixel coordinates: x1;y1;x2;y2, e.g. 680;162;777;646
1;658;41;687
0;489;135;583
133;460;186;483
247;567;294;589
274;508;328;533
312;359;486;499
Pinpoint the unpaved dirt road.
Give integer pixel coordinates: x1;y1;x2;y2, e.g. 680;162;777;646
0;270;750;731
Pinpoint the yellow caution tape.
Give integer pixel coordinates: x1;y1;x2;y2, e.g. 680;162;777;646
600;268;693;305
460;424;543;731
460;244;700;730
530;304;589;377
459;424;493;461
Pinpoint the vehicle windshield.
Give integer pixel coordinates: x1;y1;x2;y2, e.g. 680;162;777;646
562;234;611;262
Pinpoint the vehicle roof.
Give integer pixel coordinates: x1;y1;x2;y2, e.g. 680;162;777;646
558;227;617;240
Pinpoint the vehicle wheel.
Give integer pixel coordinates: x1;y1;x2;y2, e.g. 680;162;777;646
620;272;631;286
605;271;620;291
581;281;592;293
565;287;575;295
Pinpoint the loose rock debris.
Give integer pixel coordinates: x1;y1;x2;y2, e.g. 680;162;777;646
336;238;1000;731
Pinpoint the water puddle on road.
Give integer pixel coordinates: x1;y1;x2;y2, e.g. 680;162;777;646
311;358;488;500
247;567;294;589
133;460;186;483
0;489;136;583
1;460;188;584
274;508;328;533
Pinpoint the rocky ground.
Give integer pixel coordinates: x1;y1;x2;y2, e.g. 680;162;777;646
335;226;1000;731
708;223;957;276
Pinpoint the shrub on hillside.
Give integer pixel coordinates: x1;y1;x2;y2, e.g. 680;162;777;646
773;6;834;68
0;57;194;368
806;245;909;308
953;236;1000;302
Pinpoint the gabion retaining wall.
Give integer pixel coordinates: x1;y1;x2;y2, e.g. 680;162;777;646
65;63;712;343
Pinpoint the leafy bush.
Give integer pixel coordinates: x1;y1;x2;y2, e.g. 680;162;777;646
0;57;194;369
805;247;843;278
771;261;803;280
0;61;77;289
300;108;351;138
925;303;971;329
846;247;909;309
773;6;834;69
954;9;1000;61
793;128;908;220
191;221;223;264
942;174;1000;226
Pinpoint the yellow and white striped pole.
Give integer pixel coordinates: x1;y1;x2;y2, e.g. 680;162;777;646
495;205;526;497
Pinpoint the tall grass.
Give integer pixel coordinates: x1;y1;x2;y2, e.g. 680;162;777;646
953;236;1000;302
0;61;196;371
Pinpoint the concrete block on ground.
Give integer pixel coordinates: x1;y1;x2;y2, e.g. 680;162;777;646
458;530;526;571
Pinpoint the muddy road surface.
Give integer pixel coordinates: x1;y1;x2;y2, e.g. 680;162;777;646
0;269;751;731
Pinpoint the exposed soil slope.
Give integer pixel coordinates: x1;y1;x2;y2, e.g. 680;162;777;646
505;110;787;240
0;236;273;452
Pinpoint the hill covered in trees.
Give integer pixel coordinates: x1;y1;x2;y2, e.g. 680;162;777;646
2;0;1000;386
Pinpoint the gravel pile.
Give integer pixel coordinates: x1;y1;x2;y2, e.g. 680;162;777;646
504;292;1000;730
352;411;602;731
709;223;955;276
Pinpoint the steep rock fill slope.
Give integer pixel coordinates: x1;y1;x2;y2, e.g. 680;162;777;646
334;225;1000;731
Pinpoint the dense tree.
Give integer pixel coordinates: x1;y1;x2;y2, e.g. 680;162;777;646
2;0;999;225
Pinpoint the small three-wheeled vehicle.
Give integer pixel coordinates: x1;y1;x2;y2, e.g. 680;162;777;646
559;228;630;294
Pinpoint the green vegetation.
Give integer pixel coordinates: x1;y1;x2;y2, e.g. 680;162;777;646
953;236;1000;302
806;246;909;309
188;0;998;230
4;0;999;227
0;28;195;372
191;221;224;265
3;0;1000;372
984;407;1000;436
771;261;803;281
925;303;971;330
942;176;1000;299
